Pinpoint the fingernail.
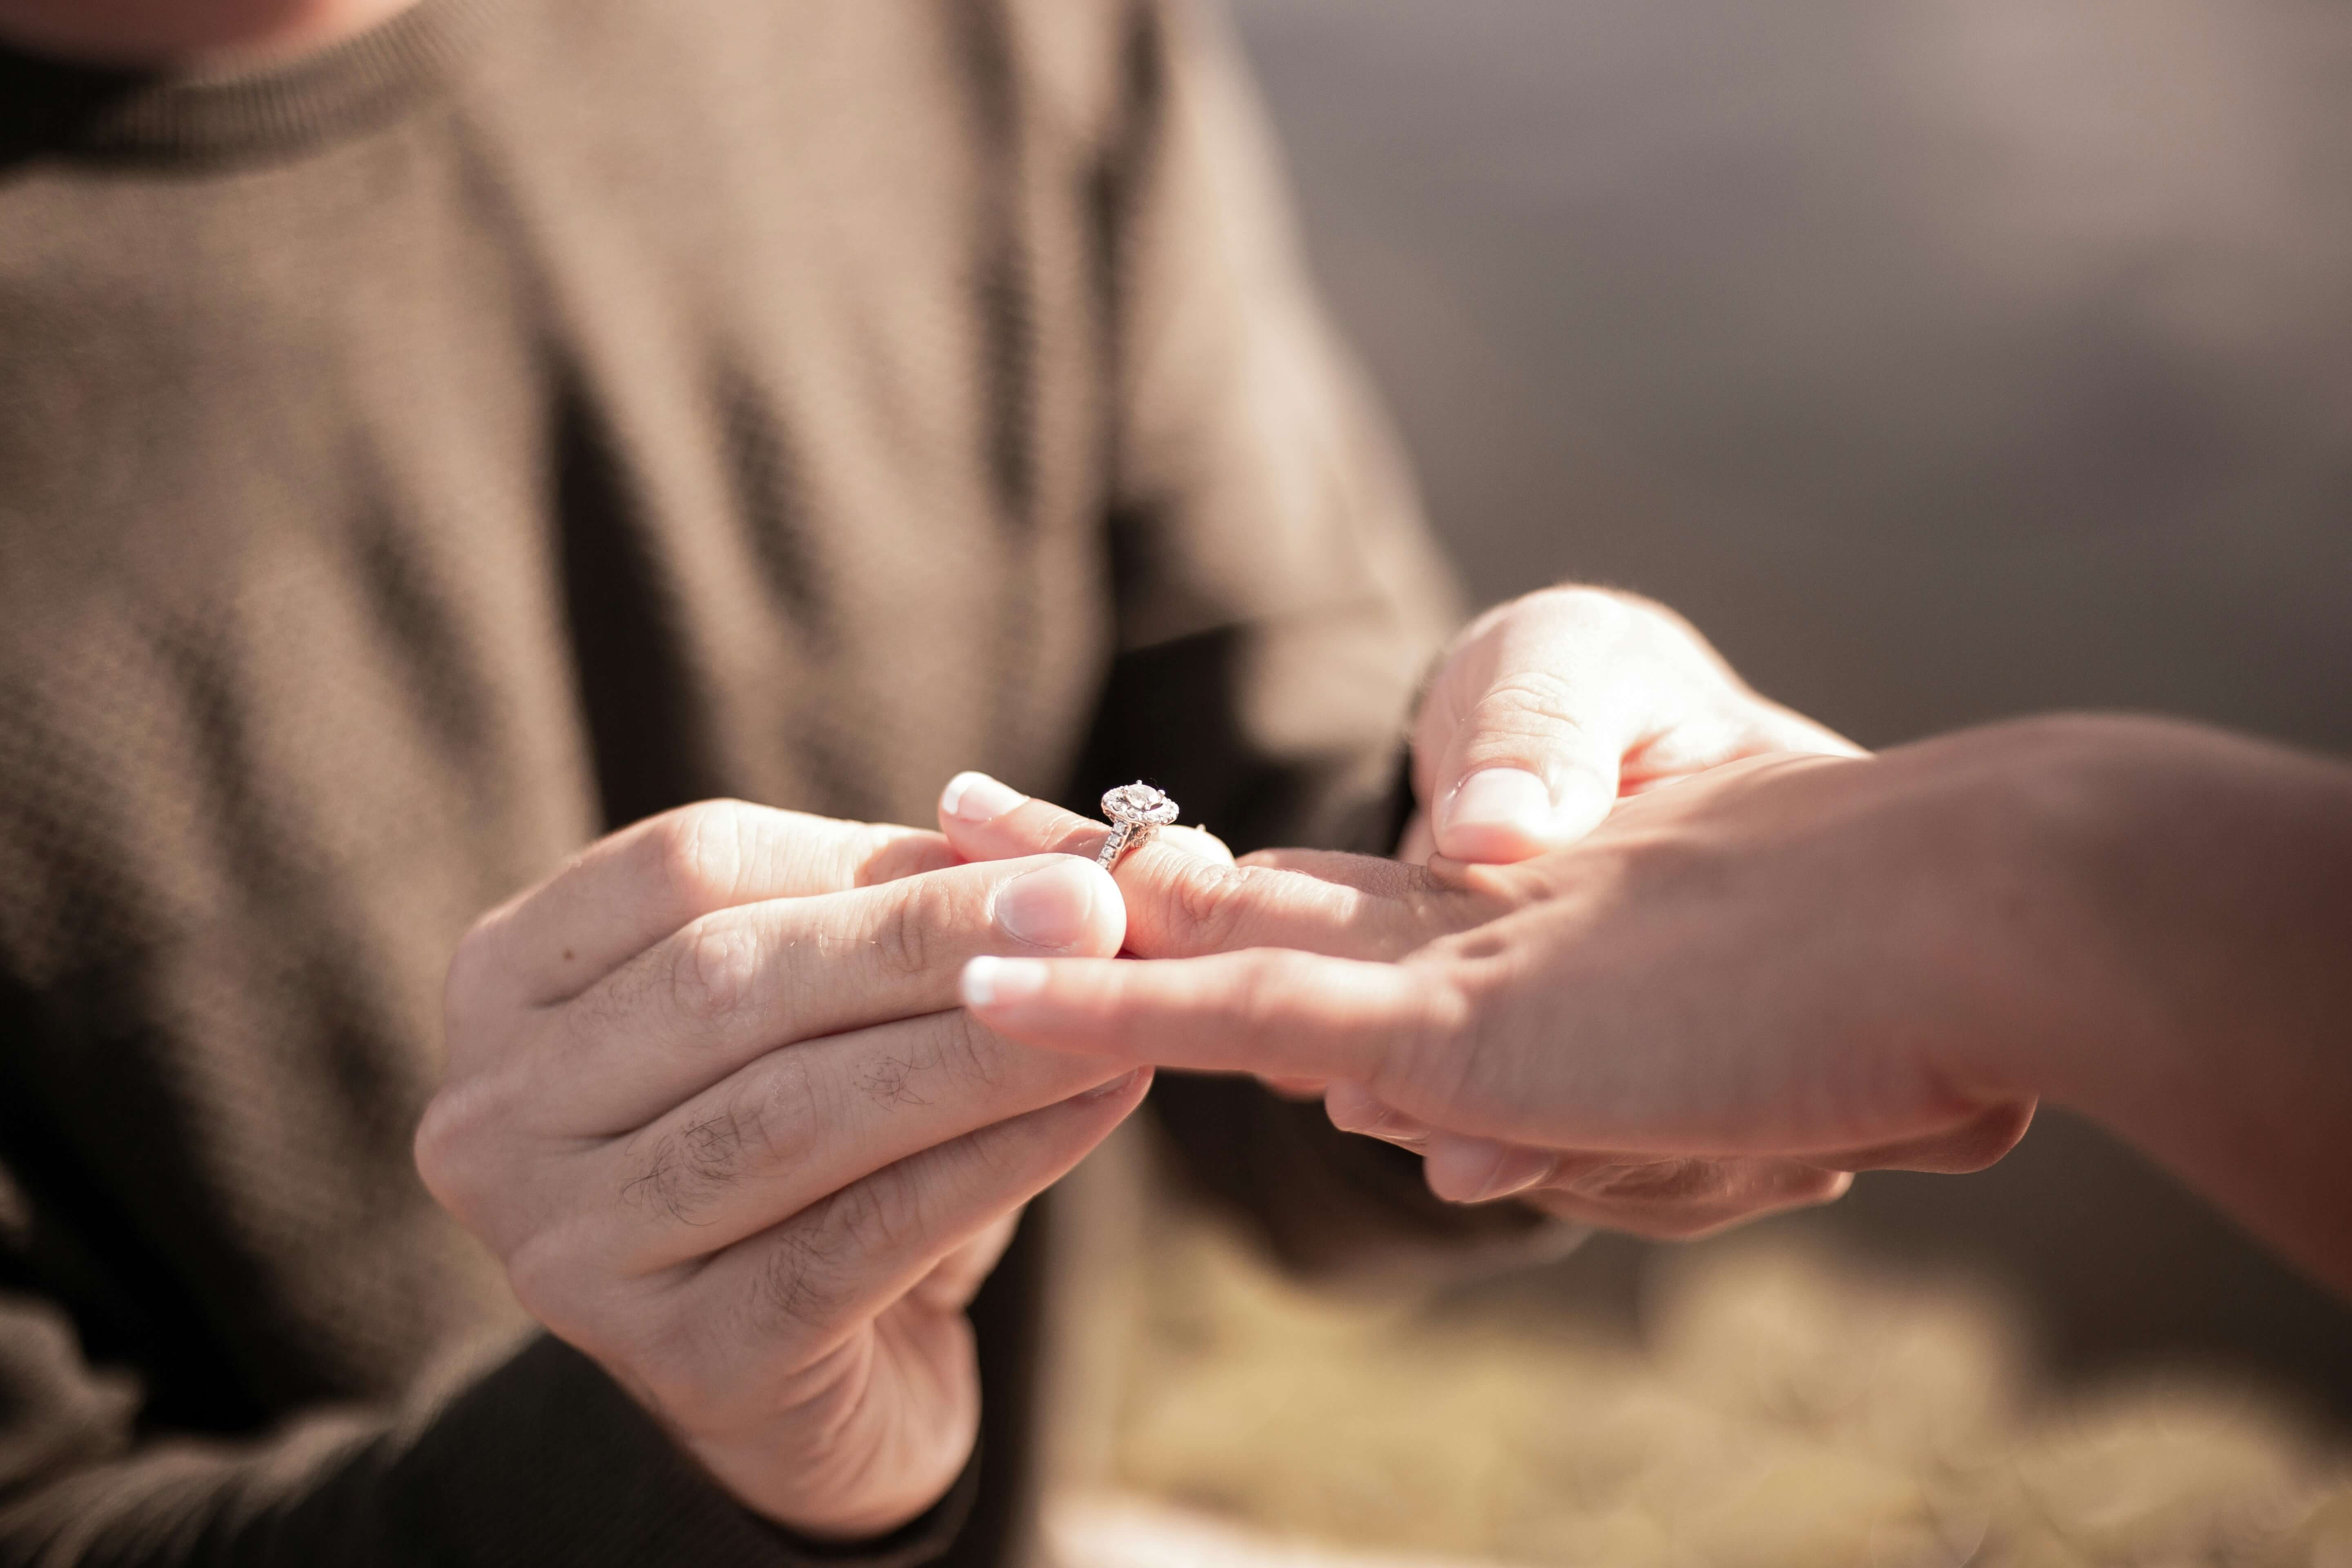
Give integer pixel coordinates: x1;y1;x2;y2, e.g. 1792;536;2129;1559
1369;1112;1433;1147
942;771;1027;825
961;954;1049;1009
1437;767;1555;849
1077;1067;1150;1103
1469;1144;1558;1203
1325;1084;1430;1145
991;860;1101;949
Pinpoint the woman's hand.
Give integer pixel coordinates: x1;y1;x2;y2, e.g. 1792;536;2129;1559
1407;586;1861;864
950;718;2352;1294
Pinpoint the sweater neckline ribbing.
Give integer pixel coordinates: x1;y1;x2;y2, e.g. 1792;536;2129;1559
0;0;487;166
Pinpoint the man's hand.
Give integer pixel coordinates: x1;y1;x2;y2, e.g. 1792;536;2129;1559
940;755;2041;1239
1409;586;1861;864
415;801;1152;1540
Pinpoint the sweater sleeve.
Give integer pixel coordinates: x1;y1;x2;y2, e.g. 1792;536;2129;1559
0;1287;970;1568
1066;0;1463;858
1069;0;1575;1278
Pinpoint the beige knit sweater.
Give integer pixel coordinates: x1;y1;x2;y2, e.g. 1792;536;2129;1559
0;2;1534;1562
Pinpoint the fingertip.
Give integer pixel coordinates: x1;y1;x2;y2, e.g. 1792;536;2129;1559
1424;1134;1557;1204
1432;766;1612;863
1323;1079;1383;1133
960;954;1047;1011
1324;1080;1428;1145
1074;1065;1154;1107
989;855;1127;955
940;770;1027;827
1431;815;1548;864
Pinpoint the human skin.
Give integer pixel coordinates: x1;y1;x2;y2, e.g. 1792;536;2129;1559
932;584;1879;1238
0;0;416;66
958;716;2352;1296
1405;587;1860;864
1277;584;1866;1116
927;588;1882;1241
415;802;1151;1539
413;579;1860;1535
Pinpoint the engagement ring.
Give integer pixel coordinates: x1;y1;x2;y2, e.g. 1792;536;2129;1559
1096;782;1180;869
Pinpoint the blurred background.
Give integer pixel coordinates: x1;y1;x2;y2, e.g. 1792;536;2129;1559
1083;1;2352;1561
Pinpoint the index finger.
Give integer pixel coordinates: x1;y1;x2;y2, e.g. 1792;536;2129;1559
463;800;958;1008
936;773;1489;961
957;948;1461;1091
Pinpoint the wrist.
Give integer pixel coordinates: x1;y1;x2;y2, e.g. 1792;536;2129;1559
1941;718;2180;1107
1957;715;2352;1294
1955;715;2352;1129
1880;716;2196;1112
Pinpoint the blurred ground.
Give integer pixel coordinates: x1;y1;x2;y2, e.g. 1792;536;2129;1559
1065;1221;2352;1568
1213;0;2352;1415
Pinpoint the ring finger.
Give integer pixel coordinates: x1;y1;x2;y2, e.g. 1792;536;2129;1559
577;1008;1131;1273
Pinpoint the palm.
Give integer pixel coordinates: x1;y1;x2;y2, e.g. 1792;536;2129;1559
765;1207;1023;1535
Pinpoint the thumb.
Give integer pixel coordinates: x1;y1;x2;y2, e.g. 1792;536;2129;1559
1427;682;1627;864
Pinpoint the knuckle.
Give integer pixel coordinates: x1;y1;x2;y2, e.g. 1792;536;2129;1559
412;1078;504;1218
624;1059;816;1223
751;1166;936;1337
1216;950;1289;1035
410;1094;469;1209
441;913;507;1029
503;1232;601;1339
1468;667;1584;731
871;875;958;979
664;916;763;1029
930;1009;1008;1091
1385;965;1480;1103
829;1174;918;1260
753;1218;853;1334
1159;859;1254;951
746;1050;824;1156
648;800;759;911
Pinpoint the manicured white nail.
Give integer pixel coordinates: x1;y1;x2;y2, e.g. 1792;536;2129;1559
961;955;1049;1009
942;771;1027;824
1437;767;1555;848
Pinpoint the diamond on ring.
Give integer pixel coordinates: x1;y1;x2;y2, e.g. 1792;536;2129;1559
1096;781;1180;869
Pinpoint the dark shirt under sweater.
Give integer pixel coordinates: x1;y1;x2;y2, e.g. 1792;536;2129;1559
0;2;1530;1563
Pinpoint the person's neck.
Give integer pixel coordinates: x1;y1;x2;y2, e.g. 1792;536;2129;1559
0;0;421;71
